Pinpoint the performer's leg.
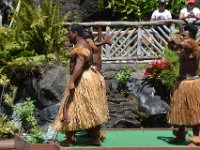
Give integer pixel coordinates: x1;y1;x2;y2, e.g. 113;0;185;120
187;125;200;147
170;125;186;143
86;125;101;146
192;125;199;136
60;131;76;146
86;127;105;140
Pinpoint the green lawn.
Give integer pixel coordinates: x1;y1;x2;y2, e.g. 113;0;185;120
56;129;192;148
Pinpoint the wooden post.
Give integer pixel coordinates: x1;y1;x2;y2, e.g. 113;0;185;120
137;26;142;58
98;26;102;52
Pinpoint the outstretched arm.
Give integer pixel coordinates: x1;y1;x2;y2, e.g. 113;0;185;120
168;36;181;51
95;36;112;46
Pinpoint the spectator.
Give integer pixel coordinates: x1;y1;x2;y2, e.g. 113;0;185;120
150;0;172;44
150;0;172;21
179;0;200;23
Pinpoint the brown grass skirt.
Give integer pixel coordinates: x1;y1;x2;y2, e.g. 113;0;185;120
167;79;200;125
52;68;109;132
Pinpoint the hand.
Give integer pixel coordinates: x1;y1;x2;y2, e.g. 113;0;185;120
90;65;97;73
187;13;195;18
60;114;70;124
64;41;73;47
169;35;176;41
103;36;112;45
68;82;75;92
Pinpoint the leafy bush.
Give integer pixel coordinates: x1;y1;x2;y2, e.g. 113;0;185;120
106;0;157;21
116;66;134;84
13;97;49;143
24;132;45;143
0;114;15;139
116;66;134;96
13;97;39;134
0;0;70;73
144;47;179;90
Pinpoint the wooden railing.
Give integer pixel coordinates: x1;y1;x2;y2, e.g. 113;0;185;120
63;20;200;63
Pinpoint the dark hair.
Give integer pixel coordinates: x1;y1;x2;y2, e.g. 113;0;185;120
69;24;84;37
184;25;198;39
83;29;95;40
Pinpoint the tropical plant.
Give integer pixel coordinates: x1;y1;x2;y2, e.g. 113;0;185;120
169;0;187;18
0;69;18;139
144;47;179;90
116;66;134;84
24;132;45;143
106;0;157;21
12;97;39;134
0;114;15;139
0;69;17;112
0;0;70;74
12;97;47;143
116;66;134;96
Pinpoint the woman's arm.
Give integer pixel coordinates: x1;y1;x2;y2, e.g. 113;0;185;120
68;56;85;91
95;36;112;46
168;36;181;51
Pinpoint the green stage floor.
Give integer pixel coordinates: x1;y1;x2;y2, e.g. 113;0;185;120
56;129;192;148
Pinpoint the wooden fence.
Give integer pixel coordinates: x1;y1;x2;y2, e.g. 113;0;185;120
63;20;200;63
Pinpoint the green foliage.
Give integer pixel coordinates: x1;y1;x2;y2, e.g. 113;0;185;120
116;66;134;84
106;0;157;21
106;0;187;21
13;97;39;134
0;0;70;74
170;0;186;18
144;46;179;90
13;98;48;143
24;132;45;143
0;114;15;138
0;71;17;139
0;71;17;105
116;66;134;97
158;47;179;89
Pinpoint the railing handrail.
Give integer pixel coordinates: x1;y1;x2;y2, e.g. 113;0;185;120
62;19;198;27
62;20;200;63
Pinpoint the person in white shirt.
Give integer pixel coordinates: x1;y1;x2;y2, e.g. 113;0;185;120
179;0;200;23
150;0;172;43
151;0;172;21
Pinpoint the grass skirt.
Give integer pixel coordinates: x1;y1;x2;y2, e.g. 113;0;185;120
167;79;200;125
52;68;109;131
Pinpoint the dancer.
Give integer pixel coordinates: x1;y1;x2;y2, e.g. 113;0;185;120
53;24;109;146
167;25;200;146
83;29;112;72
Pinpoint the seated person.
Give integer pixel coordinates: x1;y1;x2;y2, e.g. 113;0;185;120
150;0;172;21
179;0;200;23
150;0;172;43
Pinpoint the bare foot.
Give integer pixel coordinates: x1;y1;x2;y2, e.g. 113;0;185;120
100;132;106;141
188;142;199;147
59;139;75;146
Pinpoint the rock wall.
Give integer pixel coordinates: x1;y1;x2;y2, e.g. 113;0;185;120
58;0;102;21
1;63;170;130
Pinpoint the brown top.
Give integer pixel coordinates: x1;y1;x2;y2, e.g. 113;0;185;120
178;39;200;77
